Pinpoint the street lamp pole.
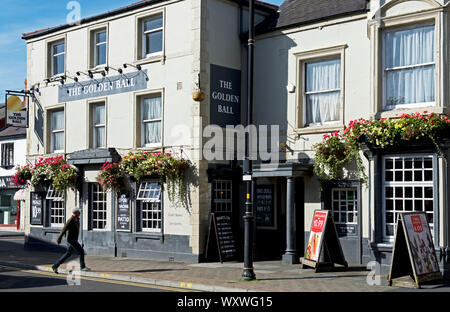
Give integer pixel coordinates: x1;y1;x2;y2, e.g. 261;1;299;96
242;0;256;281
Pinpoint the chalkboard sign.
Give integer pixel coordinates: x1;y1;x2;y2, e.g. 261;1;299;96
255;185;275;228
205;213;237;263
116;193;131;231
388;212;442;288
30;192;43;225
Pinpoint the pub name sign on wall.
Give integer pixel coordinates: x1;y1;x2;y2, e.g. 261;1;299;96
58;70;148;103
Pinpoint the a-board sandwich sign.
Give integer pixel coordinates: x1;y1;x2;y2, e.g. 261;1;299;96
301;210;348;272
204;212;237;263
388;212;442;288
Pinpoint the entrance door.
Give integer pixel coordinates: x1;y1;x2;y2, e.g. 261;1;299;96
329;187;361;264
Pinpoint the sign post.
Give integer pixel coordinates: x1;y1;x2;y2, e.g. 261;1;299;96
301;210;348;272
388;212;442;288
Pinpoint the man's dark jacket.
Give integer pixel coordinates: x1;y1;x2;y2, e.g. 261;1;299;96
57;215;80;244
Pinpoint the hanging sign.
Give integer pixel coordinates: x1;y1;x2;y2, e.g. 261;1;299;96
5;94;28;128
204;212;237;263
388;212;442;288
210;64;241;127
58;70;148;103
301;210;348;272
30;192;43;225
116;193;131;231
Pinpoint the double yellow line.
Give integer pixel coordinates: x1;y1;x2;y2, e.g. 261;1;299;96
0;265;199;292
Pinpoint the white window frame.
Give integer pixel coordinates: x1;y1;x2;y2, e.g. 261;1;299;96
303;56;342;127
50;40;65;77
331;188;358;225
92;102;106;148
382;154;436;243
50;199;65;227
93;29;107;68
140;95;162;147
50;109;64;154
90;183;107;230
46;185;65;202
382;23;436;110
141;15;163;59
213;180;233;213
137;181;162;233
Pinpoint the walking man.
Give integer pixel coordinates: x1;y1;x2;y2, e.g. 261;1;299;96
52;208;90;273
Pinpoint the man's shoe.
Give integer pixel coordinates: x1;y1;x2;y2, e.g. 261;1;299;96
81;267;91;272
52;264;58;274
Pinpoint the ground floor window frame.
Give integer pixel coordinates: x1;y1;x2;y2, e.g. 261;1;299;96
135;180;163;234
89;183;108;230
381;153;438;245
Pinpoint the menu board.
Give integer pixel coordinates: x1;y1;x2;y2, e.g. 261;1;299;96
205;213;237;262
305;210;328;262
30;192;43;225
117;193;131;231
255;185;275;228
402;213;440;275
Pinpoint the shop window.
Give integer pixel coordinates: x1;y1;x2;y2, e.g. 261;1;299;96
304;57;341;126
91;102;106;148
93;29;107;67
383;24;435;109
331;188;357;225
49;40;65;76
0;195;11;208
212;180;232;213
137;181;162;232
1;143;14;168
138;14;163;59
49;109;64;153
382;155;435;241
90;183;107;230
140;95;162;147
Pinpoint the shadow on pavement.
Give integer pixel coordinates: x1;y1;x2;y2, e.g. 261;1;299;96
0;274;67;289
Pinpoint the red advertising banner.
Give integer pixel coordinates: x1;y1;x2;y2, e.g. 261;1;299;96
305;211;328;261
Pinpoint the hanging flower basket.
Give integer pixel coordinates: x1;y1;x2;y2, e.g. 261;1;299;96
314;112;450;183
97;162;124;192
14;156;80;191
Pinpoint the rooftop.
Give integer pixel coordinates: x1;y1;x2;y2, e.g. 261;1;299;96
22;0;279;40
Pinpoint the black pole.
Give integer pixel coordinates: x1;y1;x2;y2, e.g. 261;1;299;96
242;0;256;281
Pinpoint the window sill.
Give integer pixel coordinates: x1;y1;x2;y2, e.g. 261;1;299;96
134;233;163;242
43;228;62;235
134;55;164;66
378;106;443;119
294;124;344;136
369;242;393;252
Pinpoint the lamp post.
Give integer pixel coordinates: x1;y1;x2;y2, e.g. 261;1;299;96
241;0;256;281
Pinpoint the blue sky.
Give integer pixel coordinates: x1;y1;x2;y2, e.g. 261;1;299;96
0;0;283;100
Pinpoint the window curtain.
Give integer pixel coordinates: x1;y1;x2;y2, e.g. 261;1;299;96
385;25;435;106
142;96;162;144
305;58;341;124
51;111;64;151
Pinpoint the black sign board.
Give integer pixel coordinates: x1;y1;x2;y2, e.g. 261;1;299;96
205;213;237;263
30;192;43;225
388;212;442;288
301;210;348;272
255;185;275;228
210;64;241;127
116;193;131;231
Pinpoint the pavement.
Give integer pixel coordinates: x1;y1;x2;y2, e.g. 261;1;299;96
0;236;448;292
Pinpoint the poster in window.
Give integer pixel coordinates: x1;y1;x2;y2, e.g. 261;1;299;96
402;213;440;275
255;185;275;228
116;193;131;231
305;210;328;262
30;192;43;225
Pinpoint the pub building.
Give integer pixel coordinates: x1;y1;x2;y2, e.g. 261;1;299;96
21;0;450;280
21;0;278;262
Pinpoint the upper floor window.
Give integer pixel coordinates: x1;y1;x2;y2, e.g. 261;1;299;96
304;57;341;126
93;29;107;67
383;24;435;109
92;102;106;148
141;95;162;146
50;110;64;153
141;15;163;58
50;40;65;76
1;143;13;168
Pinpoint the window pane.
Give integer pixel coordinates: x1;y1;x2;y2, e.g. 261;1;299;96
53;54;65;75
142;96;162;120
143;16;163;31
306;91;340;124
144;121;161;144
145;30;163;55
94;126;105;148
95;31;106;44
52;132;64;151
95;43;107;66
306;58;341;92
94;104;105;125
53;42;65;55
51;111;64;130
